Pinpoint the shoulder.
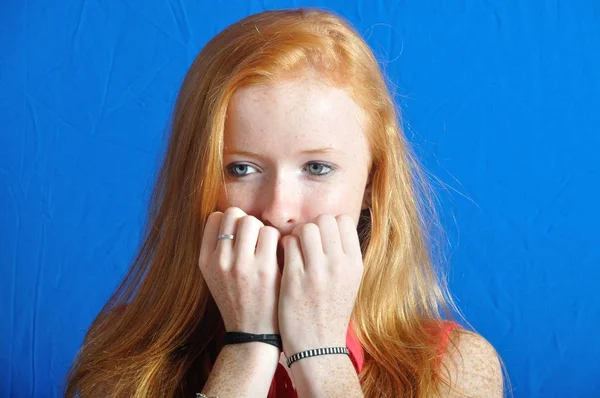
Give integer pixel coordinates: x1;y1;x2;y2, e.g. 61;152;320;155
436;328;504;398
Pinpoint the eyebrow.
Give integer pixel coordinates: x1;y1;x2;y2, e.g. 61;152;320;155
225;147;340;157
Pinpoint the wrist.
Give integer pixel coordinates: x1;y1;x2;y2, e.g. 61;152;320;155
222;341;280;363
219;343;280;385
203;341;280;398
286;346;349;368
284;336;346;359
289;353;357;394
224;331;282;350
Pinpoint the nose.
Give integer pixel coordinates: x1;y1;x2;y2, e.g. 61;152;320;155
260;177;299;235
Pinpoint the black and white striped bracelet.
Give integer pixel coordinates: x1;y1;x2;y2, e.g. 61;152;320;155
286;346;350;368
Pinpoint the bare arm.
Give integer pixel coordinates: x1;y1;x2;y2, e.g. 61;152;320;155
198;209;283;396
201;342;280;398
289;354;363;398
279;215;366;397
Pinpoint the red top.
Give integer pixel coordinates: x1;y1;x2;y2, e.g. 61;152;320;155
268;320;460;397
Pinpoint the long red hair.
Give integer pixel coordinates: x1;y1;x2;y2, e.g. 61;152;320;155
65;8;473;397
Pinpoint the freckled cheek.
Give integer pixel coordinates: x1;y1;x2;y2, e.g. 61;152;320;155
216;184;258;212
304;185;360;219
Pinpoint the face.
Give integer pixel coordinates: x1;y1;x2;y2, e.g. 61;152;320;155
217;74;372;264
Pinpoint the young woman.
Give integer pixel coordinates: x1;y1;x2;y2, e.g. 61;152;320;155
65;8;506;397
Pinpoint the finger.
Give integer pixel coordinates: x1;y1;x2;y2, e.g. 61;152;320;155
235;216;263;258
337;214;361;256
199;212;223;270
256;226;280;258
282;235;304;274
314;214;342;255
256;226;282;283
216;207;246;253
292;223;322;268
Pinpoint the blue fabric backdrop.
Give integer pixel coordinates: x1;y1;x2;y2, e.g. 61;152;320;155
1;1;598;397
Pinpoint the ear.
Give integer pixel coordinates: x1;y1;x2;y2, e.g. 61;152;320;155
361;173;373;210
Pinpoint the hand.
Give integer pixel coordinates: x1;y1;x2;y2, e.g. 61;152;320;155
278;214;364;357
198;207;282;334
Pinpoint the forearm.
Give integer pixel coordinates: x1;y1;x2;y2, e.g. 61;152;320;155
290;354;363;398
201;343;279;398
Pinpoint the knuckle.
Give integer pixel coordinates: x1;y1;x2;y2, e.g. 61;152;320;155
228;265;242;278
316;213;334;226
240;215;263;230
257;265;275;279
224;207;246;218
237;216;251;229
206;211;223;225
230;261;253;280
336;214;354;229
302;223;319;236
260;225;280;239
230;257;246;271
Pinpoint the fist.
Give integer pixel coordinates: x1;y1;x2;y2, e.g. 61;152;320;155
277;214;364;356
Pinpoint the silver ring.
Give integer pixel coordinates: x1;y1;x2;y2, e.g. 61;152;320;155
217;234;235;241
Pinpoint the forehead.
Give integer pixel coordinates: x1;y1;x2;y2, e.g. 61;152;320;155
224;77;369;156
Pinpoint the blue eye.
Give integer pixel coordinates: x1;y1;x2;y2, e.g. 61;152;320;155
226;163;258;177
225;162;336;179
306;162;333;176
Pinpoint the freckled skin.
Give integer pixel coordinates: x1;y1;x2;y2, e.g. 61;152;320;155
213;74;371;397
206;75;504;397
217;73;372;234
